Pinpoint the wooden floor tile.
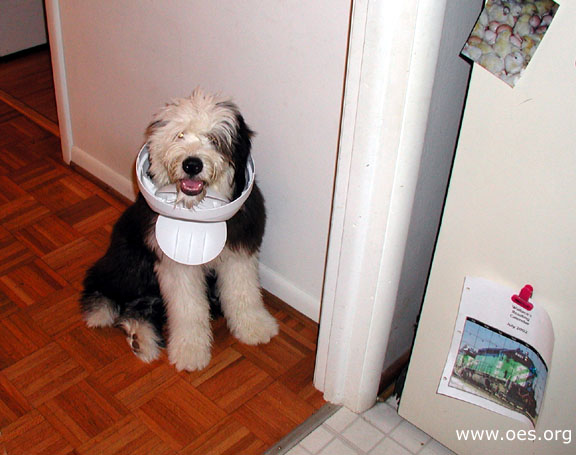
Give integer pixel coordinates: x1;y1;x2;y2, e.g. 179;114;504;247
135;377;227;450
234;381;317;446
0;102;19;124
0;311;50;369
2;410;74;455
24;286;84;338
13;214;82;256
57;194;122;235
3;342;87;406
0;194;50;231
0;138;48;169
76;416;176;455
0;372;32;427
187;346;243;386
279;354;326;409
234;328;310;379
89;354;179;411
181;416;267;455
0;120;34;148
0;258;68;307
112;362;179;411
66;169;131;212
0;146;24;175
39;380;128;447
277;316;319;352
195;349;274;413
83;224;115;251
42;237;104;287
0;286;18;319
0;175;27;202
28;174;95;212
58;326;128;374
9;158;68;191
6;112;53;143
0;228;35;275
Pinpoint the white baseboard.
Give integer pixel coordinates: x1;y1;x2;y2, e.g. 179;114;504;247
259;263;320;322
71;145;137;201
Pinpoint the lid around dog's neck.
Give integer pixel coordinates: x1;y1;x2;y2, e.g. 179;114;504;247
136;144;255;223
135;144;255;265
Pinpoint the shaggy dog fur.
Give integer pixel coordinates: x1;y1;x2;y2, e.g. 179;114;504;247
80;90;278;371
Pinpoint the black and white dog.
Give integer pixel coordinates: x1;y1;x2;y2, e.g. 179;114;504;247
81;90;278;371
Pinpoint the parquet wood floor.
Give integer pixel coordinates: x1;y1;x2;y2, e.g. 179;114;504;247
0;46;58;128
0;58;324;453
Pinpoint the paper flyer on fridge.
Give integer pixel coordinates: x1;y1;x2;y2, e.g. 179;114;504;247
437;276;554;427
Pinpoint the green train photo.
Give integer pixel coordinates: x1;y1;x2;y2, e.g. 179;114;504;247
454;347;538;417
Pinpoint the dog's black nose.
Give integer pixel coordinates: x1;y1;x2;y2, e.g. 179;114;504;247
182;157;203;176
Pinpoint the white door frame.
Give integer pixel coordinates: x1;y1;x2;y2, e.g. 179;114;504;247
45;0;73;164
314;0;449;413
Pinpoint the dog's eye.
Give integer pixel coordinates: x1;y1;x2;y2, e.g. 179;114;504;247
176;132;185;140
206;133;218;146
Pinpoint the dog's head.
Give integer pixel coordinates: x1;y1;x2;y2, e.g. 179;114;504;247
146;89;253;208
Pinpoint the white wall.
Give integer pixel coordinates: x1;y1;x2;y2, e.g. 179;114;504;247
381;0;483;370
49;0;351;320
0;0;47;56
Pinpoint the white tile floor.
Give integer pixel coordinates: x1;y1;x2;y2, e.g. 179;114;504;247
286;396;456;455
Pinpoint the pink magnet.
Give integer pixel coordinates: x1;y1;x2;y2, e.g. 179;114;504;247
511;284;534;311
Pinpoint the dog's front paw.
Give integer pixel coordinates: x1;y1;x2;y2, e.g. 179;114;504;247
167;338;212;371
230;308;279;345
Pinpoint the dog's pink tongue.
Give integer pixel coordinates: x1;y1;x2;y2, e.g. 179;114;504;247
180;179;204;196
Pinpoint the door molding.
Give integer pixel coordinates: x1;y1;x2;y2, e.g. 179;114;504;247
314;0;449;412
45;0;73;164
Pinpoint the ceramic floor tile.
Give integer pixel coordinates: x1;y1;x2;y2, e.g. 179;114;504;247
324;407;358;433
299;424;334;453
317;438;360;455
369;437;413;455
389;420;431;453
287;444;313;455
283;397;449;455
341;417;385;452
361;401;403;434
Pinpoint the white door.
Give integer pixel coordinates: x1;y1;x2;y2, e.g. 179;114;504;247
399;1;576;453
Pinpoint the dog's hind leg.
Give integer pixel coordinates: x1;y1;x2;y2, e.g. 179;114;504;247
117;318;163;363
80;293;119;328
117;296;166;363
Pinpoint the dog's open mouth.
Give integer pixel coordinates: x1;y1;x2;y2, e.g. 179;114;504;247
180;178;204;196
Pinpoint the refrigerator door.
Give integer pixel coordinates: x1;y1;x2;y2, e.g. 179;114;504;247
398;1;576;454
